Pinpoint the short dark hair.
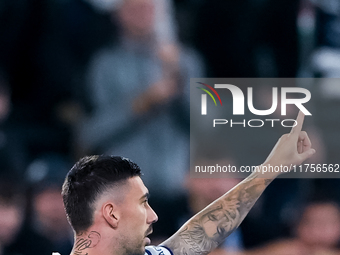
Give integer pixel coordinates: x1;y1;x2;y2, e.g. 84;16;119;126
62;155;141;233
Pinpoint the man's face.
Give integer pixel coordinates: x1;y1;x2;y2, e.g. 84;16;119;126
297;203;340;248
0;204;23;245
118;0;155;38
34;188;70;237
118;177;158;255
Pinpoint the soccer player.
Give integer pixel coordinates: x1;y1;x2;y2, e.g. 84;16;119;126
60;112;315;255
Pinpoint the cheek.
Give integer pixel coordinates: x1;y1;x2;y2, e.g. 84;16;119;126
299;222;340;246
0;209;22;244
122;204;147;229
315;224;340;245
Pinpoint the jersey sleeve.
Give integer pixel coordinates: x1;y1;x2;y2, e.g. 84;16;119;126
145;245;173;255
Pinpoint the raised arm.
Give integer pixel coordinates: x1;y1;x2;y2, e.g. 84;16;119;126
161;111;316;255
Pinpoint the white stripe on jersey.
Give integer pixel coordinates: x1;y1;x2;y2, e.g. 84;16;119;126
145;246;173;255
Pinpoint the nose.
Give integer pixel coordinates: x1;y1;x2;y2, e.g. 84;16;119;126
147;204;158;224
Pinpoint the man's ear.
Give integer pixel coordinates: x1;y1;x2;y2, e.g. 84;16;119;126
102;202;119;228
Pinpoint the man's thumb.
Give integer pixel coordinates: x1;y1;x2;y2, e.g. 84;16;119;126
299;148;316;162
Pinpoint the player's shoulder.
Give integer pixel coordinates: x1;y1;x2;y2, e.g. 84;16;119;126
145;245;173;255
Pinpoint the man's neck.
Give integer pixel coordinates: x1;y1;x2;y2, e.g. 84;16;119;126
121;30;156;46
71;230;103;255
70;229;128;255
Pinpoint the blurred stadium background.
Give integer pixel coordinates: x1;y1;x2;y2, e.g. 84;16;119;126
0;0;340;254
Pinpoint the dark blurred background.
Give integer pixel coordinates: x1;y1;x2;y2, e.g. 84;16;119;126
0;0;340;254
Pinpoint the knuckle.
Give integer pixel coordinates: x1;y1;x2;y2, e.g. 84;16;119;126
301;131;307;136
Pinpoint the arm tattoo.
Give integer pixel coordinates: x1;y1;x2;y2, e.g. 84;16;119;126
73;231;101;255
163;173;272;255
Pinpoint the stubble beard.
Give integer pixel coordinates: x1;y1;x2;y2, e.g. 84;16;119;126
121;233;147;255
120;224;153;255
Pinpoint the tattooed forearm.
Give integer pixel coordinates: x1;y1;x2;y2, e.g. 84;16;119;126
72;231;101;255
162;172;273;255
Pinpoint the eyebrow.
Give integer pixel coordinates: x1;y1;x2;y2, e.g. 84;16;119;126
140;192;150;201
